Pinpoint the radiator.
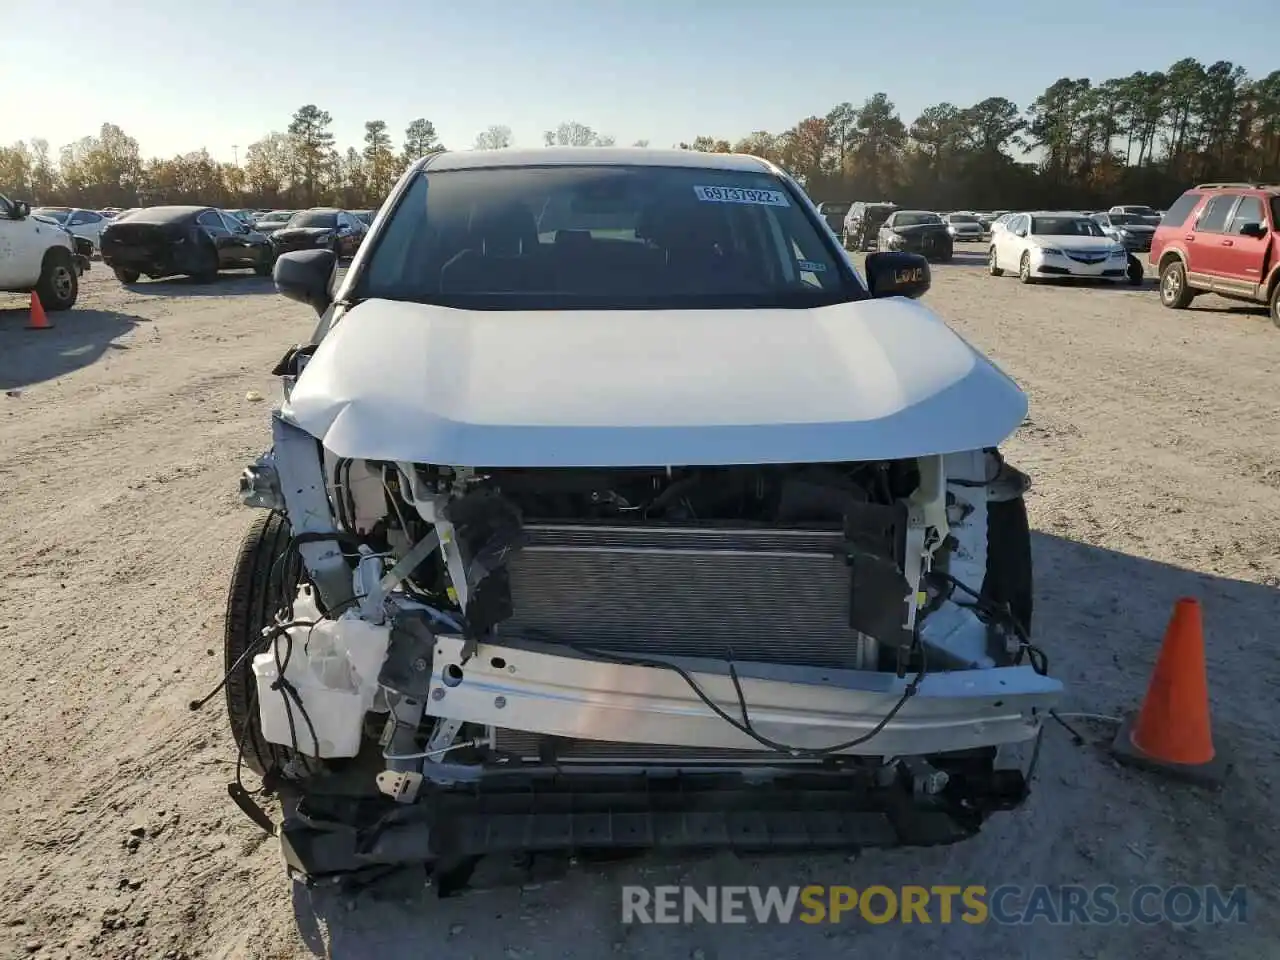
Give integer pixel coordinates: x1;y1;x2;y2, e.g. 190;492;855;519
498;524;874;670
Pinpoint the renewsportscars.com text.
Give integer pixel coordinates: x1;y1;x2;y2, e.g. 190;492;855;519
621;884;1248;926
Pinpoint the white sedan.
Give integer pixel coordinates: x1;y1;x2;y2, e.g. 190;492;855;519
988;211;1131;284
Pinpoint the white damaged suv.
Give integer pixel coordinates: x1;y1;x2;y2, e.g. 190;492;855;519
222;148;1061;883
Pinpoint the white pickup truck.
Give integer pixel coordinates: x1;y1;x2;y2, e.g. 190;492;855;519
0;191;83;310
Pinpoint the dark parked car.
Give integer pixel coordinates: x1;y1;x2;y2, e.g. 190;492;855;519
841;201;897;251
1090;212;1156;253
877;210;953;262
271;208;367;259
99;205;276;283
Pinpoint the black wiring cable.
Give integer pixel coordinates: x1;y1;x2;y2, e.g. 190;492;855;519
930;569;1050;676
270;627;322;765
557;636;928;758
528;564;1048;759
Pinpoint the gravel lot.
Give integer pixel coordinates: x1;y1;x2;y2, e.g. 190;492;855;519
1;251;1277;959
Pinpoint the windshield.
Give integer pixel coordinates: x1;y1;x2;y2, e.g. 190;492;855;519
259;212;291;222
354;164;863;310
895;212;942;227
289;211;338;228
1121;206;1157;217
821;202;850;215
1031;216;1105;237
948;214;979;223
33;207;70;222
355;211;373;224
1107;214;1143;226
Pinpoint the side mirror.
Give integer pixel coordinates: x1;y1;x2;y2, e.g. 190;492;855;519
1239;221;1267;239
12;200;30;220
274;249;336;315
864;251;931;300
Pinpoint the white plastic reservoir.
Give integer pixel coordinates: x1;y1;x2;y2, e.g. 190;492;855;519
252;587;391;758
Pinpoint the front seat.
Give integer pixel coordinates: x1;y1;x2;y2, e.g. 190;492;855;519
440;202;541;293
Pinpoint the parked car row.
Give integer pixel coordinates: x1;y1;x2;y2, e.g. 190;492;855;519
836;202;1013;257
980;183;1280;326
97;205;371;284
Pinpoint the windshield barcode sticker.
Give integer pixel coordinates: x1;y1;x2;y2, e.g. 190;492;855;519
693;185;790;207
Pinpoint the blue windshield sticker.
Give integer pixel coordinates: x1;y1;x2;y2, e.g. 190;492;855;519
797;259;827;273
693;185;790;207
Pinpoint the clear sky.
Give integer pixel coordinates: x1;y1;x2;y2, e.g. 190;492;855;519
3;0;1277;162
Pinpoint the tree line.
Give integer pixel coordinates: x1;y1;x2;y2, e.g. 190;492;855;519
2;58;1278;212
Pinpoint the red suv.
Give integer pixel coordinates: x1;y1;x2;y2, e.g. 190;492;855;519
1149;182;1280;327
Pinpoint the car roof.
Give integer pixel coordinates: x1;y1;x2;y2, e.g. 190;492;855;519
423;147;778;174
1026;210;1092;217
123;205;208;223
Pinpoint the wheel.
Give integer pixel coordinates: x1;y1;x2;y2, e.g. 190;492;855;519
1018;251;1035;284
982;494;1034;638
988;246;1003;276
1127;256;1144;286
841;230;853;251
35;248;78;310
253;251;275;277
191;245;219;283
1159;259;1193;309
1269;282;1279;330
224;511;310;778
113;267;140;284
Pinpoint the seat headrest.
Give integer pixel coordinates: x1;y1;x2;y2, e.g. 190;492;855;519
467;202;539;256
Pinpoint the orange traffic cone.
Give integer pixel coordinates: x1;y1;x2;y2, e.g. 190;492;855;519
1111;597;1229;786
25;292;52;330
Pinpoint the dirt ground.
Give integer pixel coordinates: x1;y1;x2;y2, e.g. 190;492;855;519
1;251;1277;960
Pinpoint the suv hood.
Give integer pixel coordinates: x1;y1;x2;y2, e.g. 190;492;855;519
283;298;1028;467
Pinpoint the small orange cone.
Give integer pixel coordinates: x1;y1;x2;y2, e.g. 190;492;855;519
1111;597;1229;786
25;292;52;330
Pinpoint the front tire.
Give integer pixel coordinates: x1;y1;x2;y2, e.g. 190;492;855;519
983;495;1034;637
1159;259;1193;309
1018;251;1035;284
35;248;78;310
1269;282;1279;330
1127;255;1144;286
988;246;1003;276
113;266;140;284
224;511;305;778
253;250;275;277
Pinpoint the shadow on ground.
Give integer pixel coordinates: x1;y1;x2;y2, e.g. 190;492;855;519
121;270;277;298
284;532;1279;960
947;248;992;266
0;306;143;389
